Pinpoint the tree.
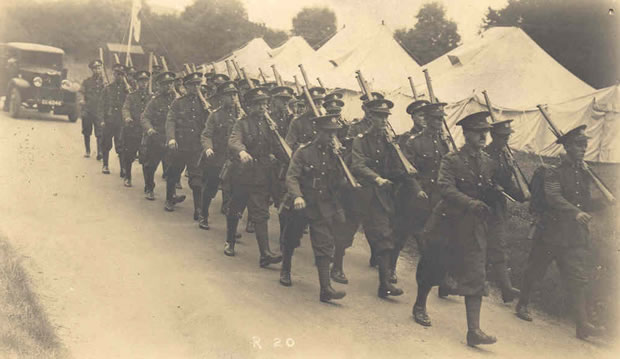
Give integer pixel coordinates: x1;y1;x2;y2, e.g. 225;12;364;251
395;2;461;65
482;0;617;88
292;7;337;48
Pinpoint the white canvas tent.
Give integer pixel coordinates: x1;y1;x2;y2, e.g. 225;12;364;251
212;38;272;79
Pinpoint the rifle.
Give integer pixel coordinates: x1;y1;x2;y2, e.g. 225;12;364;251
298;64;311;87
356;70;417;175
147;52;153;95
482;90;531;200
302;86;361;188
258;68;268;84
232;60;243;80
225;60;234;79
293;75;302;95
407;76;418;101
537;105;616;204
98;48;110;84
184;64;192;74
271;65;283;86
195;82;212;111
152;54;160;68
317;77;325;90
160;56;168;71
423;69;457;151
113;53;133;93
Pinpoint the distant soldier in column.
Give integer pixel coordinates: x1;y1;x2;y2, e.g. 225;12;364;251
285;87;325;151
286;113;349;302
140;71;185;203
199;81;240;230
393;101;448;285
416;112;499;346
269;85;296;137
165;72;208;217
484;120;526;302
350;98;421;299
100;63;130;175
121;70;152;187
515;125;606;340
79;60;106;159
224;87;285;267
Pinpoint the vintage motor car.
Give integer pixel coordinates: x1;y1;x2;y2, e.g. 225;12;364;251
0;42;79;121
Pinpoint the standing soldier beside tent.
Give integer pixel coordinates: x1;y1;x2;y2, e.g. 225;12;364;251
516;125;607;340
79;59;106;159
121;70;152;188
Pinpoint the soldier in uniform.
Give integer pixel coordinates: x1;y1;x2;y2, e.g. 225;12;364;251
515;125;606;340
284;87;325;151
484;120;526;302
400;99;429;146
120;70;151;187
199;81;240;230
79;60;106;159
286;113;348;302
165;72;209;217
224;87;285;268
269;86;295;137
100;63;130;175
393;102;449;285
350;98;421;299
140;72;185;204
415;111;499;346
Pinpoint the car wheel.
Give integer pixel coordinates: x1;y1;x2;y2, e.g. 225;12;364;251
8;87;22;119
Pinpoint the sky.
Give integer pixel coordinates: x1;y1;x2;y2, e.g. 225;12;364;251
148;0;509;42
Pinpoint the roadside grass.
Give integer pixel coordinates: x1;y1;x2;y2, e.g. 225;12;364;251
0;235;67;359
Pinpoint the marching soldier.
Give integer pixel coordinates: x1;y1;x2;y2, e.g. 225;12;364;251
285;87;325;151
140;72;185;204
285;113;348;302
269;86;296;137
484;120;526;302
515;125;606;340
165;72;208;217
350;98;420;299
199;81;240;230
224;87;285;268
121;70;152;187
79;59;106;159
399;99;429;147
393;101;449;284
99;63;130;175
415;111;499;346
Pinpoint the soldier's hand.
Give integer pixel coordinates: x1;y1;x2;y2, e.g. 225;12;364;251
576;212;592;225
470;200;490;217
147;128;157;136
294;197;306;210
375;177;392;187
417;190;429;200
168;139;178;150
205;148;214;157
239;150;253;163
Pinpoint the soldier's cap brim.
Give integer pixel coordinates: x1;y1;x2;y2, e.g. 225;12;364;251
156;71;176;84
556;125;589;144
406;100;431;115
490;119;515;135
366;98;394;114
457;111;492;130
313;113;342;130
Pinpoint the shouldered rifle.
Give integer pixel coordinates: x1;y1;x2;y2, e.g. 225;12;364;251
408;76;418;101
298;64;311;87
147;52;153;95
264;111;293;162
98;48;110;84
196;83;212;111
317;77;325;90
241;68;253;89
302;86;360;188
232;60;243;80
293;75;302;95
160;56;169;71
483;90;531;200
423;69;457;151
152;54;160;68
271;65;283;86
537;105;616;204
258;68;268;84
225;60;234;79
113;53;133;93
356;70;417;175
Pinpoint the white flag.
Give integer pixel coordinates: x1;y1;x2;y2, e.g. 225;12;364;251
131;0;142;43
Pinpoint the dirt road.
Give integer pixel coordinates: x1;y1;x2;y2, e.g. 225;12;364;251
0;110;616;358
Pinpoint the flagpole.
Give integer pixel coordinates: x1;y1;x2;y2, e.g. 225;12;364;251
126;15;133;67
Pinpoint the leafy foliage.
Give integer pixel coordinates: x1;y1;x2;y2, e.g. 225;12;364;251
0;0;289;70
291;7;337;48
482;0;618;88
395;2;461;64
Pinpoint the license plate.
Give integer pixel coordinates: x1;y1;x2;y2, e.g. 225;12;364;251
41;99;62;106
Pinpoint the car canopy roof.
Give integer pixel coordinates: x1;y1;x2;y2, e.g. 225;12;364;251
6;42;65;55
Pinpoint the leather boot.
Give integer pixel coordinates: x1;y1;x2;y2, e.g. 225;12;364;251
102;151;110;173
377;252;403;298
96;137;102;160
279;247;294;287
192;188;202;221
83;135;91;157
246;220;255;233
574;288;605;340
200;193;212;230
466;296;497;346
493;262;520;303
317;256;345;302
255;221;282;267
516;268;535;321
224;216;239;257
389;247;400;284
412;285;432;326
330;244;348;284
119;155;125;178
368;242;378;268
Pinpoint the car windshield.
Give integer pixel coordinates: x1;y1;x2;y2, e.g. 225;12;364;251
19;50;63;69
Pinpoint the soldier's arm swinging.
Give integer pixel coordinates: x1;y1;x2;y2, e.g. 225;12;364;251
438;155;483;210
201;111;217;153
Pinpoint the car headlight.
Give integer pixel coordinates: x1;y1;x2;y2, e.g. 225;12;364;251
61;79;71;90
33;76;43;87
